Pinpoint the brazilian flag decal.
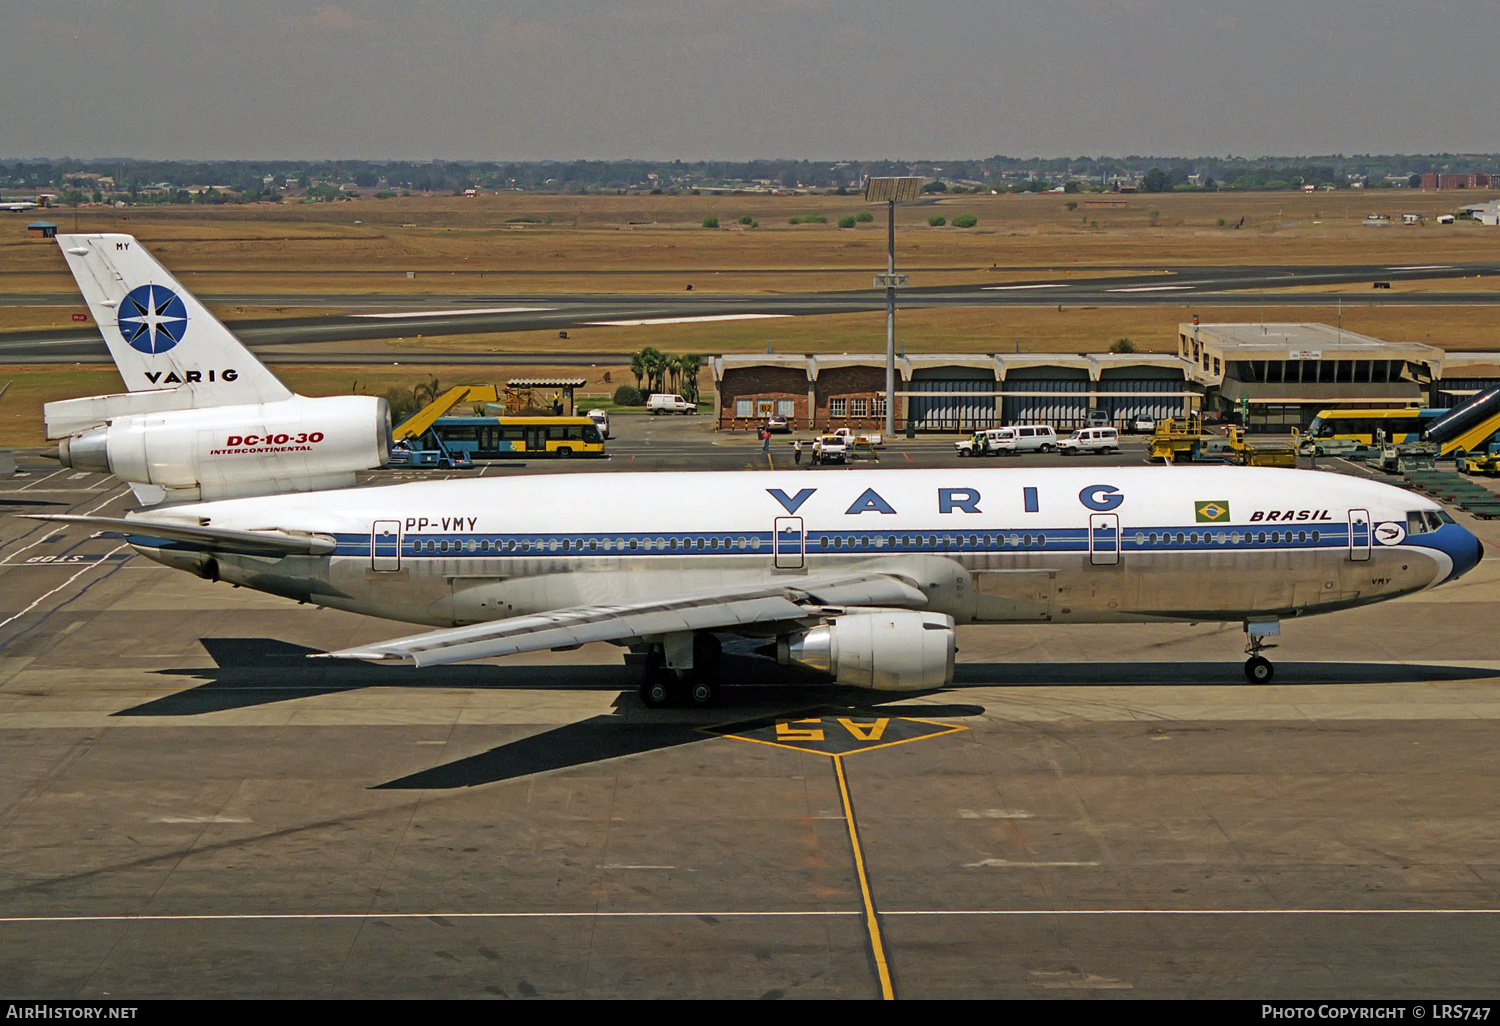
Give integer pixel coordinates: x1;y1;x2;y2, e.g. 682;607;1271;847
1194;500;1231;523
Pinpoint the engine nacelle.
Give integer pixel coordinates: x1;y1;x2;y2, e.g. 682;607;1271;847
777;610;956;691
58;394;391;502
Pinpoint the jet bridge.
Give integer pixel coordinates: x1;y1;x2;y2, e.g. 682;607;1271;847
1424;384;1500;456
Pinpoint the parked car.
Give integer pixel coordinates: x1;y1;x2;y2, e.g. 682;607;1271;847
988;425;1058;455
648;393;697;415
765;415;790;433
1131;414;1156;435
1059;426;1120;455
1086;409;1112;428
586;408;610;439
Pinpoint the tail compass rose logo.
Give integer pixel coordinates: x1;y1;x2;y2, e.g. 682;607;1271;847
117;284;188;355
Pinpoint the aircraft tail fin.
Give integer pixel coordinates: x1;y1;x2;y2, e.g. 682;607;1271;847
56;234;291;406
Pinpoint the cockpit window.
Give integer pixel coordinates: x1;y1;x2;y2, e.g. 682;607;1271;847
1407;510;1447;535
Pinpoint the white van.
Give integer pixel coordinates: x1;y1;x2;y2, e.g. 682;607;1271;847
1059;426;1119;455
648;393;697;415
954;428;1009;457
988;424;1058;455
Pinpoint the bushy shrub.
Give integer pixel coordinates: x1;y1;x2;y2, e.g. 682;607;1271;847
838;215;857;229
928;215;946;227
952;214;978;228
739;214;753;225
701;216;719;228
855;211;874;222
612;385;645;406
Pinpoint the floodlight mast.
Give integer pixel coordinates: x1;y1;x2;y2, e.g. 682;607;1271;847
863;177;923;436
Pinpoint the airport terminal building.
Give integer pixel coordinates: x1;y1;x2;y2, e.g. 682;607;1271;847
711;323;1500;433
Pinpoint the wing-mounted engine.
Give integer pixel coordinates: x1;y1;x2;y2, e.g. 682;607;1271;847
52;393;391;503
777;610;956;690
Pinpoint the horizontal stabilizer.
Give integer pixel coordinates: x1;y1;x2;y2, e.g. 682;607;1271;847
16;514;335;556
44;388;201;440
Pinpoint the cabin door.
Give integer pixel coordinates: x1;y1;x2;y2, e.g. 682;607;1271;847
371;520;402;571
1089;513;1120;566
1348;508;1371;562
774;517;804;569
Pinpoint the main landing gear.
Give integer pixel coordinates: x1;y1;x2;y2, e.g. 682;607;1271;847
1243;618;1280;684
638;633;723;708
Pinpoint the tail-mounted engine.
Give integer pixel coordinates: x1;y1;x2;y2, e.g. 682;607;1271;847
54;394;391;503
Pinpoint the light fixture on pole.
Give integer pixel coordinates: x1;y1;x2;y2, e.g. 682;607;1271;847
863;176;923;437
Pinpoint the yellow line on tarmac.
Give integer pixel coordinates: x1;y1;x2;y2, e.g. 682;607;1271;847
834;754;895;1000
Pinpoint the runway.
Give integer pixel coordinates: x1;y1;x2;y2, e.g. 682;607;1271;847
3;262;1500;364
1;420;1499;997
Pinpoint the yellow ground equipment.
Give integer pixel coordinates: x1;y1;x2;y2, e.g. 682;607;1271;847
1223;426;1297;467
392;385;501;441
1146;416;1205;463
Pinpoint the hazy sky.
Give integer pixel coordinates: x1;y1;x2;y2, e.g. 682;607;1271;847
4;1;1498;161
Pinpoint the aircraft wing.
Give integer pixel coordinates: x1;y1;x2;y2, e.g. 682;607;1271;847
316;571;928;668
16;514;336;556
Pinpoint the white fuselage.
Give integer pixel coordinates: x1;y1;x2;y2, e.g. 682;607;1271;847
130;465;1481;633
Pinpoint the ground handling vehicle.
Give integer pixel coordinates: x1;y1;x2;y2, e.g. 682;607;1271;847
810;434;850;464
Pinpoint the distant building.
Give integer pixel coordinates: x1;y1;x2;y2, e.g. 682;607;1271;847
1180;322;1445;430
25;221;57;239
1421;172;1494;190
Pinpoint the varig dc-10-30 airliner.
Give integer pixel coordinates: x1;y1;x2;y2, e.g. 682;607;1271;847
23;235;1486;707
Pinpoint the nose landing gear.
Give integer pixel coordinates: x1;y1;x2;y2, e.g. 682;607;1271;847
1243;618;1280;684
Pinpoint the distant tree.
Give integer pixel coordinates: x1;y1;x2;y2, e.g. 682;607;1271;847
676;354;702;403
1142;168;1169;193
1065;200;1078;211
838;215;857;228
639;347;669;394
1109;337;1136;354
1062;181;1080;193
630;351;647;391
855;211;874;222
952;214;978;228
928;215;946;227
1409;174;1423;189
923;180;948;193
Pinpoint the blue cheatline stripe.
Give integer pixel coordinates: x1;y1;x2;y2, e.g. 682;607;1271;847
328;525;1382;559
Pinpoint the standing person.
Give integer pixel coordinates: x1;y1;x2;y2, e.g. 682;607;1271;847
793;438;803;465
761;425;771;454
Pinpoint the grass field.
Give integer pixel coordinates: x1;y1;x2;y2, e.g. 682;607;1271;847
4;191;1500;444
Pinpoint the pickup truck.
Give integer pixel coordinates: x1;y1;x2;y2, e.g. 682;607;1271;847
811;435;850;464
831;427;882;448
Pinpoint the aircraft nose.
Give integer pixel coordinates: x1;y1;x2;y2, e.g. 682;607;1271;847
1433;522;1484;584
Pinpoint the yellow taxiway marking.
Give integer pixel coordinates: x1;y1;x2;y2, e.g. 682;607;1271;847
705;713;966;757
835;753;895;1001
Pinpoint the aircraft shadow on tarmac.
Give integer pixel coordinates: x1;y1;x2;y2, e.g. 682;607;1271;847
120;638;1500;789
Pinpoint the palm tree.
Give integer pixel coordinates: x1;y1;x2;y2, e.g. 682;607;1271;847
677;354;702;403
640;347;668;394
412;377;442;408
630;351;646;391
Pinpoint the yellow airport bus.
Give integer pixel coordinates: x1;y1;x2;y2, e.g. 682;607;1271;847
424;416;606;459
1304;407;1439;445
